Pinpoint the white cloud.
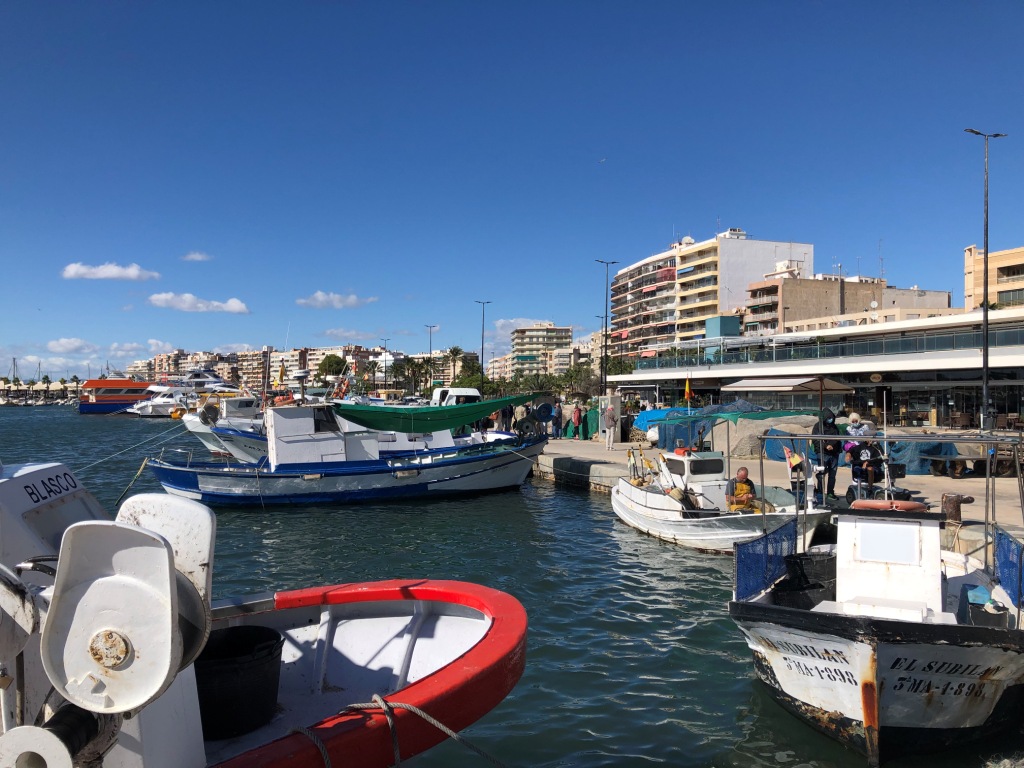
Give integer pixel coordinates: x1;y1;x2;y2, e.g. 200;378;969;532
297;291;378;309
213;343;255;355
148;293;250;314
147;339;176;354
324;327;380;341
182;251;211;262
62;262;160;280
108;342;146;357
47;338;98;354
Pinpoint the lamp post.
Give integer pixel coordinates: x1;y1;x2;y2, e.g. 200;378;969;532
965;128;1007;430
475;301;491;391
595;259;618;396
380;338;390;390
425;324;437;392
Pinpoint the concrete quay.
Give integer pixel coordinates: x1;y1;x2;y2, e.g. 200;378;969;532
534;434;1024;533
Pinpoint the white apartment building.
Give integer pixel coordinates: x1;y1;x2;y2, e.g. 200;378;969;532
510;322;572;377
610;229;814;356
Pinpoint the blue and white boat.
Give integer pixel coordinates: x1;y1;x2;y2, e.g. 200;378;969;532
148;396;546;505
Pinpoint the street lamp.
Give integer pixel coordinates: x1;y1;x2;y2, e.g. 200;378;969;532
380;338;390;390
475;300;491;391
425;324;437;392
965;128;1007;430
595;259;618;395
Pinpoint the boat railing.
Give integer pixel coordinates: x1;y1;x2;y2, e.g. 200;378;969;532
155;446;245;469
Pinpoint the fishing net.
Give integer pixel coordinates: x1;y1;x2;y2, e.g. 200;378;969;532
763;428;959;475
734;518;797;602
995;526;1024;609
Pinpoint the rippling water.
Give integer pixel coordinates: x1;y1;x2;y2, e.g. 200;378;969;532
2;407;1022;767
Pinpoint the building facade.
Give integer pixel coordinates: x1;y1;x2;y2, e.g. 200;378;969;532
610;229;815;356
965;243;1024;309
510;322;572;377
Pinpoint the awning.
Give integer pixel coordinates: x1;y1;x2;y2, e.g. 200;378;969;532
332;392;539;433
720;376;853;394
639;350;657;358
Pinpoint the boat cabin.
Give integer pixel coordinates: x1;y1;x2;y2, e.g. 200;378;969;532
266;404;464;470
812;503;954;624
430;387;482;407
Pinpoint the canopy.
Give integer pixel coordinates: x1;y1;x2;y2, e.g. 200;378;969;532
332;392;538;433
721;376;853;394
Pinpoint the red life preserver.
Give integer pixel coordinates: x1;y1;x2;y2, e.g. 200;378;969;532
849;499;928;513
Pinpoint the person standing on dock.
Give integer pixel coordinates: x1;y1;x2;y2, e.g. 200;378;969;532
603;406;618;450
572;403;582;439
817;410;842;501
552;401;563;439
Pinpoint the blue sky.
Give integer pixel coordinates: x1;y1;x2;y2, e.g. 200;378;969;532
2;2;1022;381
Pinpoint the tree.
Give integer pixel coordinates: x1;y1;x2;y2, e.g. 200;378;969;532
318;354;349;379
607;357;634;376
446;346;464;382
362;361;379;391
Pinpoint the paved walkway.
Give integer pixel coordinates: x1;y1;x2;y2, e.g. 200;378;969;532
535;434;1024;529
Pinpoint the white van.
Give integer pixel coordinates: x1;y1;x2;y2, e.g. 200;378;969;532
429;387;483;407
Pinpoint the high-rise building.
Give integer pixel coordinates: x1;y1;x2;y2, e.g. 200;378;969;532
510;322;572;376
609;229;814;357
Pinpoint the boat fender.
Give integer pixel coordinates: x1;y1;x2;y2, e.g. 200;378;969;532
674;447;689;455
849;499;928;513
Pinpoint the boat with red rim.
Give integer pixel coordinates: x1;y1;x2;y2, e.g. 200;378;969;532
0;459;528;767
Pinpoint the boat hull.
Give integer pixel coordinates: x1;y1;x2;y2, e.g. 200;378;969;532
610;479;831;553
207;579;528;768
730;601;1024;763
148;438;546;505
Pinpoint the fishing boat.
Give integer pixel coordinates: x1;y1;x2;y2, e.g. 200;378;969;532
729;433;1024;765
611;448;834;554
0;459;528;767
180;394;265;456
148;394;547;505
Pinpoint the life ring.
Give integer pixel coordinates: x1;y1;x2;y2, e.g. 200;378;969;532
849;499;928;513
274;392;294;406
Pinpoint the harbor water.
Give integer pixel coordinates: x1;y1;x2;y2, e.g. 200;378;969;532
2;406;1023;768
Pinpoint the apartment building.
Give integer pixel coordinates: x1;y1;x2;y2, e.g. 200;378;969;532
510;323;572;376
965;243;1024;309
610;229;814;356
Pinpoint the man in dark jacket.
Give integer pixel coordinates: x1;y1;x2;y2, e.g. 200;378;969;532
817;409;843;501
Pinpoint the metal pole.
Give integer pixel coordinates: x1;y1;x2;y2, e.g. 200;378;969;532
965;128;1007;430
596;259;618;396
381;338;390;390
475;301;491;391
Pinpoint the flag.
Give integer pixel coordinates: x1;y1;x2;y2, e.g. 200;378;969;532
684;378;692;401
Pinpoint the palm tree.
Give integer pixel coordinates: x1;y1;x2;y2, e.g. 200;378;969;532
362;361;379;392
446;346;463;382
389;360;409;392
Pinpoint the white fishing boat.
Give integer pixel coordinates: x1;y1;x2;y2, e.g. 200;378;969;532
611;449;834;554
180;394;264;456
0;458;528;767
729;433;1024;765
148;395;547;505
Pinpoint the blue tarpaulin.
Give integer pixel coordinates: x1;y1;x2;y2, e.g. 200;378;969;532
763;427;959;475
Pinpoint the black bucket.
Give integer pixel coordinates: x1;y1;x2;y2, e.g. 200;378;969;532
784;552;837;587
194;625;285;740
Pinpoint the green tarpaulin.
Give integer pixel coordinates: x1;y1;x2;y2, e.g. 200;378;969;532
332;392;539;433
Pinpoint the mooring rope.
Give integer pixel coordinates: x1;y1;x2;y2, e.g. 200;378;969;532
308;693;510;768
73;420;188;473
291;726;332;766
114;458;149;507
